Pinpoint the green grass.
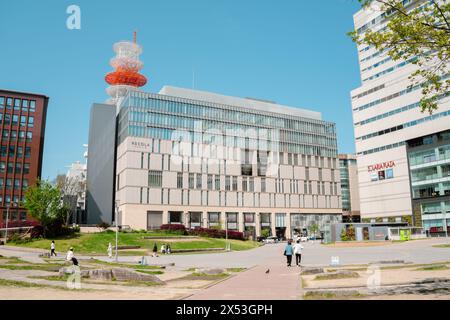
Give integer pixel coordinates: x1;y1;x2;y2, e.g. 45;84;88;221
0;264;63;272
314;272;360;281
135;269;164;275
9;231;260;255
86;258;166;270
433;244;450;248
0;278;78;290
415;264;449;271
304;290;363;300
226;268;246;273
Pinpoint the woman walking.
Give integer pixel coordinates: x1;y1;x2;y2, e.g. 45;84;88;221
284;240;294;267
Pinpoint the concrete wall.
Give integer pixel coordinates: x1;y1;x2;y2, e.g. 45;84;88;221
86;103;116;224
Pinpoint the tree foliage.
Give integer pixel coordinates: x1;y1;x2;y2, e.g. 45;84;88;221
23;179;66;236
349;0;450;113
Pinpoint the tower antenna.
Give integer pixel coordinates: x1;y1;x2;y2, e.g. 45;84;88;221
134;31;137;44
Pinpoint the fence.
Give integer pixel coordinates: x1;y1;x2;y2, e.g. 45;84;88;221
388;227;426;241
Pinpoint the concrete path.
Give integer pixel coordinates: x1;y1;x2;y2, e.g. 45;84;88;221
186;264;302;300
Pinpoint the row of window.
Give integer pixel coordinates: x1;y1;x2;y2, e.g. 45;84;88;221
151;170;339;195
357;109;450;141
0;146;32;158
352;84;385;100
362;57;417;83
0;178;29;189
421;201;450;215
0;162;31;174
1;211;27;221
357;141;406;156
0;97;36;112
141;187;340;209
2;130;33;140
413;182;450;199
0;113;35;127
361;56;392;74
409;145;450;167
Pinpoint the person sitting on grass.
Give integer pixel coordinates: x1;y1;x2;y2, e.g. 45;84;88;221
160;243;166;254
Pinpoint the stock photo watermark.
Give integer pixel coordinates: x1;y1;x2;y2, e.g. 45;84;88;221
66;5;81;30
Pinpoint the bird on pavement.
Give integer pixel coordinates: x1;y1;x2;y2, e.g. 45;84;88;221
265;269;270;274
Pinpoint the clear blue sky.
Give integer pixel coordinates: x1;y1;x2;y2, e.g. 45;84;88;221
0;0;362;180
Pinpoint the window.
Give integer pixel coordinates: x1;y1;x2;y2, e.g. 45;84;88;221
225;176;231;191
0;162;5;173
22;179;28;189
215;175;220;190
17;147;23;158
25;147;31;158
177;172;183;189
10;131;17;140
22;100;28;110
12;115;18;125
249;177;254;192
20;116;26;127
14;99;21;110
19;131;25;141
148;170;162;187
7;163;13;173
207;174;213;190
261;178;266;193
20;212;27;221
0;178;3;187
14;179;20;189
23;163;30;174
196;173;202;189
232;176;238;191
28;116;34;127
242;178;248;192
29;100;36;112
189;173;194;189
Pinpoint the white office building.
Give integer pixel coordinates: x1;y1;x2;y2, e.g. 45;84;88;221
351;1;450;230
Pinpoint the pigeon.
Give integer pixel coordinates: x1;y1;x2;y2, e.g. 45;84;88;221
265;269;270;274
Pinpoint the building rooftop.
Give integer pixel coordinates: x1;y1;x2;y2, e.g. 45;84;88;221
158;86;322;121
0;89;49;99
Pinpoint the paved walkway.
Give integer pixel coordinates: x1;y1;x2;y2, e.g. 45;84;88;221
186;264;302;300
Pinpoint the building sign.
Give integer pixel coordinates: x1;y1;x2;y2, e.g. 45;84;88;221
368;161;395;172
368;161;395;182
131;141;151;149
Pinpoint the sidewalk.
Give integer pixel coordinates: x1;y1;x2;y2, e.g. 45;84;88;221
185;262;303;300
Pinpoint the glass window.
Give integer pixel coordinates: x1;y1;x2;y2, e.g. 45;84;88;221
29;100;36;111
177;172;183;189
14;99;21;110
148;170;162;187
28;116;34;127
196;173;202;189
23;163;30;174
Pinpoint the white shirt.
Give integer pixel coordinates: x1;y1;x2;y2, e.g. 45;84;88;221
51;243;55;250
293;243;304;255
66;250;74;261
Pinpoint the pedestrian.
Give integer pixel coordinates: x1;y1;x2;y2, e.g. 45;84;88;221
50;240;57;257
167;244;171;255
152;243;158;257
66;247;74;262
293;239;304;267
107;243;113;259
284;240;294;267
160;243;166;254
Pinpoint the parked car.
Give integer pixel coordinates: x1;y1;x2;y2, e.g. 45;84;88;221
256;236;266;243
264;236;279;244
300;236;308;242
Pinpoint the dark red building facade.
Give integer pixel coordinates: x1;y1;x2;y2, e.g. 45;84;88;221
0;90;48;227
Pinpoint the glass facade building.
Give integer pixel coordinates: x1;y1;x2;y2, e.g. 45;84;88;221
88;86;342;238
408;129;450;232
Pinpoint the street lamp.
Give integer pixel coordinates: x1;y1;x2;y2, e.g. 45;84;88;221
114;200;120;262
4;202;17;245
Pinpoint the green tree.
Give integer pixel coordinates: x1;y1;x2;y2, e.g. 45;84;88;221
349;0;450;113
309;223;319;238
23;179;66;236
261;228;270;238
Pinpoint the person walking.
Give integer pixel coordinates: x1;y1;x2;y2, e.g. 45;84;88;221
152;243;158;257
50;241;57;257
166;244;171;255
293;240;304;267
284;240;294;267
107;243;113;259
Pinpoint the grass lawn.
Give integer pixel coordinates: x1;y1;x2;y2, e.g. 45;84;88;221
9;231;261;255
433;244;450;248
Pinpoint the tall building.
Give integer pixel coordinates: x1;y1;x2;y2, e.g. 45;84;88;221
350;2;450;231
65;146;88;224
0;89;48;226
339;154;360;222
87;38;343;239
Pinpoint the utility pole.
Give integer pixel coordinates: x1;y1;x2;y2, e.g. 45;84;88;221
4;202;16;245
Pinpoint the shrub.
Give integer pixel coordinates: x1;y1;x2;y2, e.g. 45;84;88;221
97;222;111;230
188;227;244;240
159;224;187;235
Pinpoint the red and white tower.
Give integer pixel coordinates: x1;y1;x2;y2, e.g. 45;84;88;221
105;32;147;106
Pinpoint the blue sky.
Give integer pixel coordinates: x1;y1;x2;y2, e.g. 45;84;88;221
0;0;362;180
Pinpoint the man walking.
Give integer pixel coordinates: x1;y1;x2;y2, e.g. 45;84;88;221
50;241;57;257
284;240;294;267
66;247;74;262
293;240;304;267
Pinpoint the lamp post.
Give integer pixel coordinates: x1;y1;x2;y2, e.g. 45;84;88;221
225;214;229;251
114;200;120;262
4;202;17;245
